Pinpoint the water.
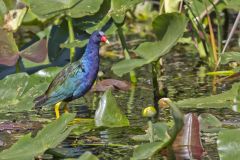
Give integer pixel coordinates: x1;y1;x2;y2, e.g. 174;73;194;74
1;50;240;159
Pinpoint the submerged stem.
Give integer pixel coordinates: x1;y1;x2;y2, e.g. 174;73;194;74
67;17;75;62
151;61;161;112
116;24;137;84
15;59;21;73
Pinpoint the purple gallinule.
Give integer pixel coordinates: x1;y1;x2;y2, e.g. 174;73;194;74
34;31;109;118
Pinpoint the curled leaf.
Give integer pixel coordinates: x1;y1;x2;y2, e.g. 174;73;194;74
94;89;129;127
173;113;204;159
20;39;48;63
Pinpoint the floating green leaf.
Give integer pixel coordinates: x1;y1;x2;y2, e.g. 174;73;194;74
220;52;240;64
95;89;129;127
198;113;222;132
132;142;166;160
29;0;104;19
176;83;240;109
70;118;95;136
76;152;98;160
131;122;169;142
0;67;62;112
0;73;48;112
65;151;99;160
217;128;240;160
0;113;76;160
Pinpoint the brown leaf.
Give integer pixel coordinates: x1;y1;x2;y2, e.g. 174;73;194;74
91;79;131;92
3;8;27;32
20;39;48;63
0;29;19;66
172;113;204;160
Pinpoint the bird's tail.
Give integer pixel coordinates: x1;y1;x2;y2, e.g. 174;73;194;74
34;94;48;108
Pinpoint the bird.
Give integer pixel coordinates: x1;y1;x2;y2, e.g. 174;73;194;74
34;31;109;118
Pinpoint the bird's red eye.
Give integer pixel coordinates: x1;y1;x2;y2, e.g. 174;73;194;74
101;36;107;42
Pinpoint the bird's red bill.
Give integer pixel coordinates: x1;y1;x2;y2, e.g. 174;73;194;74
101;36;107;43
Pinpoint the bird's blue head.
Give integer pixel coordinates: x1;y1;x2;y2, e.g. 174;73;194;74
90;31;109;44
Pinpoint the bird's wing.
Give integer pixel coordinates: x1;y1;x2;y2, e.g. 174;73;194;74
45;61;84;102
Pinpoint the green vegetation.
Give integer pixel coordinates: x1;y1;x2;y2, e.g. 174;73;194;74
0;0;240;159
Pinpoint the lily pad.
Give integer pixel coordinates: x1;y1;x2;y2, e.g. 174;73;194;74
176;83;240;108
176;83;240;109
29;0;104;19
70;118;95;136
198;113;222;132
217;128;240;160
0;113;76;160
132;122;169;142
0;73;42;112
132;142;167;160
65;151;99;160
94;89;129;127
220;52;240;64
76;151;98;160
0;68;62;112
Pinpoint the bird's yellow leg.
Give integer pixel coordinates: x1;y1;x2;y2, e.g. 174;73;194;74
54;102;62;119
63;102;69;113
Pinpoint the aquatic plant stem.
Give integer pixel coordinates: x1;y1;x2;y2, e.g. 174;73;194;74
209;0;222;53
148;120;154;143
77;142;131;148
127;85;136;114
159;0;164;14
152;61;161;112
116;24;137;83
67;17;75;62
207;12;218;65
15;59;21;73
186;2;215;68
